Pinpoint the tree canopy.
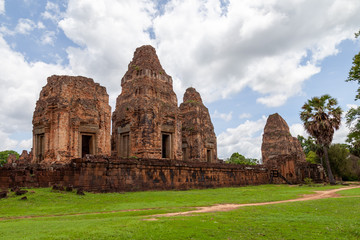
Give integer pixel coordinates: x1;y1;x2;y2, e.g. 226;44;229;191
227;152;259;165
0;150;19;166
300;94;342;184
345;30;360;157
347;30;360;100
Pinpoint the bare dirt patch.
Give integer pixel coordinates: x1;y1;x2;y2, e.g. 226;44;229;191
144;185;360;221
1;186;359;222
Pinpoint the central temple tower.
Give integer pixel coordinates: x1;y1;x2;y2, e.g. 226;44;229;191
111;45;182;159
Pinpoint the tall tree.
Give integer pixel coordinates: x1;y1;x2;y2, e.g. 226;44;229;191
300;95;342;185
345;107;360;157
346;30;360;101
345;31;360;156
227;152;258;165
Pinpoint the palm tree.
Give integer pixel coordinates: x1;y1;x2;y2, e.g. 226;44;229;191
300;94;342;185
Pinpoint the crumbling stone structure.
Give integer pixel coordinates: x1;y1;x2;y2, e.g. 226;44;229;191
0;157;269;192
112;45;182;160
262;113;324;183
32;75;111;164
180;87;217;162
0;47;328;193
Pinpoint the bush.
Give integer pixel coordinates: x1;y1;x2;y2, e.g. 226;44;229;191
0;150;19;166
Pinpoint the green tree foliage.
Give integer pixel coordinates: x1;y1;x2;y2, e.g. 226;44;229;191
0;150;19;166
345;106;360;157
306;151;320;164
328;144;359;181
227;152;259;165
298;135;324;164
345;30;360;157
346;30;360;100
300;94;342;184
297;135;318;155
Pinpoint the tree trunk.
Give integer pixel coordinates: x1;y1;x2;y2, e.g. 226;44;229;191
323;146;336;185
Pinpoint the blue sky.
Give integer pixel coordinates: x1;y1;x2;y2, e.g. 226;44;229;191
0;0;359;160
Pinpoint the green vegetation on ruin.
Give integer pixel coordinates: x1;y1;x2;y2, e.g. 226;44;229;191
1;184;359;239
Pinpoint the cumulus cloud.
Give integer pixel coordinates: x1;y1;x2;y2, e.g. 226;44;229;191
40;31;56;45
239;113;251;119
217;116;267;160
59;0;155;106
213;110;232;122
0;34;69;151
153;0;360;106
54;0;360;108
42;1;64;23
2;0;360;155
15;18;36;35
0;0;4;15
289;123;308;138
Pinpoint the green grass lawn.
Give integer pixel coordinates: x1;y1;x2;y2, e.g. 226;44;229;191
0;184;358;239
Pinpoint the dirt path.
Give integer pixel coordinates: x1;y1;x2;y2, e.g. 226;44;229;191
1;185;359;221
144;185;360;220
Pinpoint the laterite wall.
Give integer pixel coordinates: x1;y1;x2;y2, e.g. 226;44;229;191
0;156;269;192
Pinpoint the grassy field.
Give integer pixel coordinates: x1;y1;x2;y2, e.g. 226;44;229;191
0;184;359;239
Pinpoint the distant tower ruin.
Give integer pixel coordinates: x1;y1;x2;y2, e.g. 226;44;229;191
179;87;217;162
261;113;306;181
112;45;182;159
261;113;306;165
32;75;111;163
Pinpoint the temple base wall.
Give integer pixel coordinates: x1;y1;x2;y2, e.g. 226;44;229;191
0;156;325;192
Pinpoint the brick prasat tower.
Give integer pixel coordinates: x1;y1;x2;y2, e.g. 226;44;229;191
32;75;111;163
180;87;217;162
112;45;182;159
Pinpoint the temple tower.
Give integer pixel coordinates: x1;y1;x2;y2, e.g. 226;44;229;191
112;45;182;159
179;87;217;162
32;75;111;163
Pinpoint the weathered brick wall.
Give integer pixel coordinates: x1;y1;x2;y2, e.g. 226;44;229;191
0;156;325;192
1;156;269;192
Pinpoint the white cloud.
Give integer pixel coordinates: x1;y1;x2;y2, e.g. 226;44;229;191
0;131;19;151
0;0;4;15
289;123;308;138
18;138;32;150
59;0;155;107
217;116;267;160
15;18;36;35
42;1;63;23
239;113;252;119
40;31;56;45
0;34;70;151
332;122;349;144
0;130;32;152
37;21;45;29
152;0;360;106
213;110;233;122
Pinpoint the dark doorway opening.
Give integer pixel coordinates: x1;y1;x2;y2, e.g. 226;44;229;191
207;149;212;162
182;148;187;161
162;133;171;158
121;133;130;157
82;135;93;157
36;134;45;161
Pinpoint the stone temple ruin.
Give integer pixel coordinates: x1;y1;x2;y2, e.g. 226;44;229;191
32;75;111;163
261;113;323;183
180;87;217;162
0;45;326;192
112;46;183;160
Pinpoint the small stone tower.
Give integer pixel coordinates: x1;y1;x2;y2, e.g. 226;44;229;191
112;45;182;160
261;113;306;181
32;75;111;163
261;113;306;165
179;87;217;162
